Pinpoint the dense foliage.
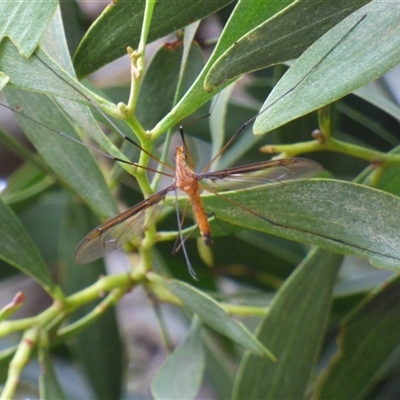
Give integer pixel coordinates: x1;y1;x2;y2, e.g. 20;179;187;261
0;1;400;399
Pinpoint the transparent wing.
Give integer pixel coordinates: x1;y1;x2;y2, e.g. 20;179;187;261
199;158;323;191
74;186;172;264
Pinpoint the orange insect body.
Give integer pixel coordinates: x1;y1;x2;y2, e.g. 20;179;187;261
174;145;212;246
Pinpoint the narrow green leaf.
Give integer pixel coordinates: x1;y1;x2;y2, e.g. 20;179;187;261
0;41;97;106
3;88;117;220
0;197;59;294
233;248;342;399
151;316;205;400
205;0;370;90
157;278;275;359
170;179;400;269
73;0;233;78
39;348;67;400
355;85;400;123
181;22;201;79
0;1;58;57
209;83;236;168
254;3;400;134
314;274;400;399
207;0;296;69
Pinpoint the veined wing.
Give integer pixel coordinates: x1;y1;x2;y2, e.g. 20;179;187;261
199;158;323;191
74;186;172;264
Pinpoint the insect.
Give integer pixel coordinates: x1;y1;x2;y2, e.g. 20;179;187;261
1;54;322;279
73;140;322;277
1;14;375;278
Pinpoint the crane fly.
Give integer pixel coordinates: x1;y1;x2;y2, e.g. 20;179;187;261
73;144;322;275
1;66;322;280
1;14;368;278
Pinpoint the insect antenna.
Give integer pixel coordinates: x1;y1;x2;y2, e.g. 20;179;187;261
178;125;194;169
177;108;216;170
0;99;173;179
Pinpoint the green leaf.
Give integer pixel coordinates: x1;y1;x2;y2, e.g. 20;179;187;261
151;316;205;400
314;274;400;399
0;41;96;106
254;3;400;134
3;88;117;220
0;197;59;295
73;0;233;78
355;85;400;124
209;83;236;168
155;277;275;359
205;0;370;90
206;0;296;81
233;248;342;399
39;348;67;400
0;1;58;57
170;179;400;269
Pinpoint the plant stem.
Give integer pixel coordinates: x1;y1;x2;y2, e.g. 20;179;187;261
221;303;268;317
55;288;127;345
126;0;157;115
0;271;141;338
261;135;400;166
1;327;39;400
